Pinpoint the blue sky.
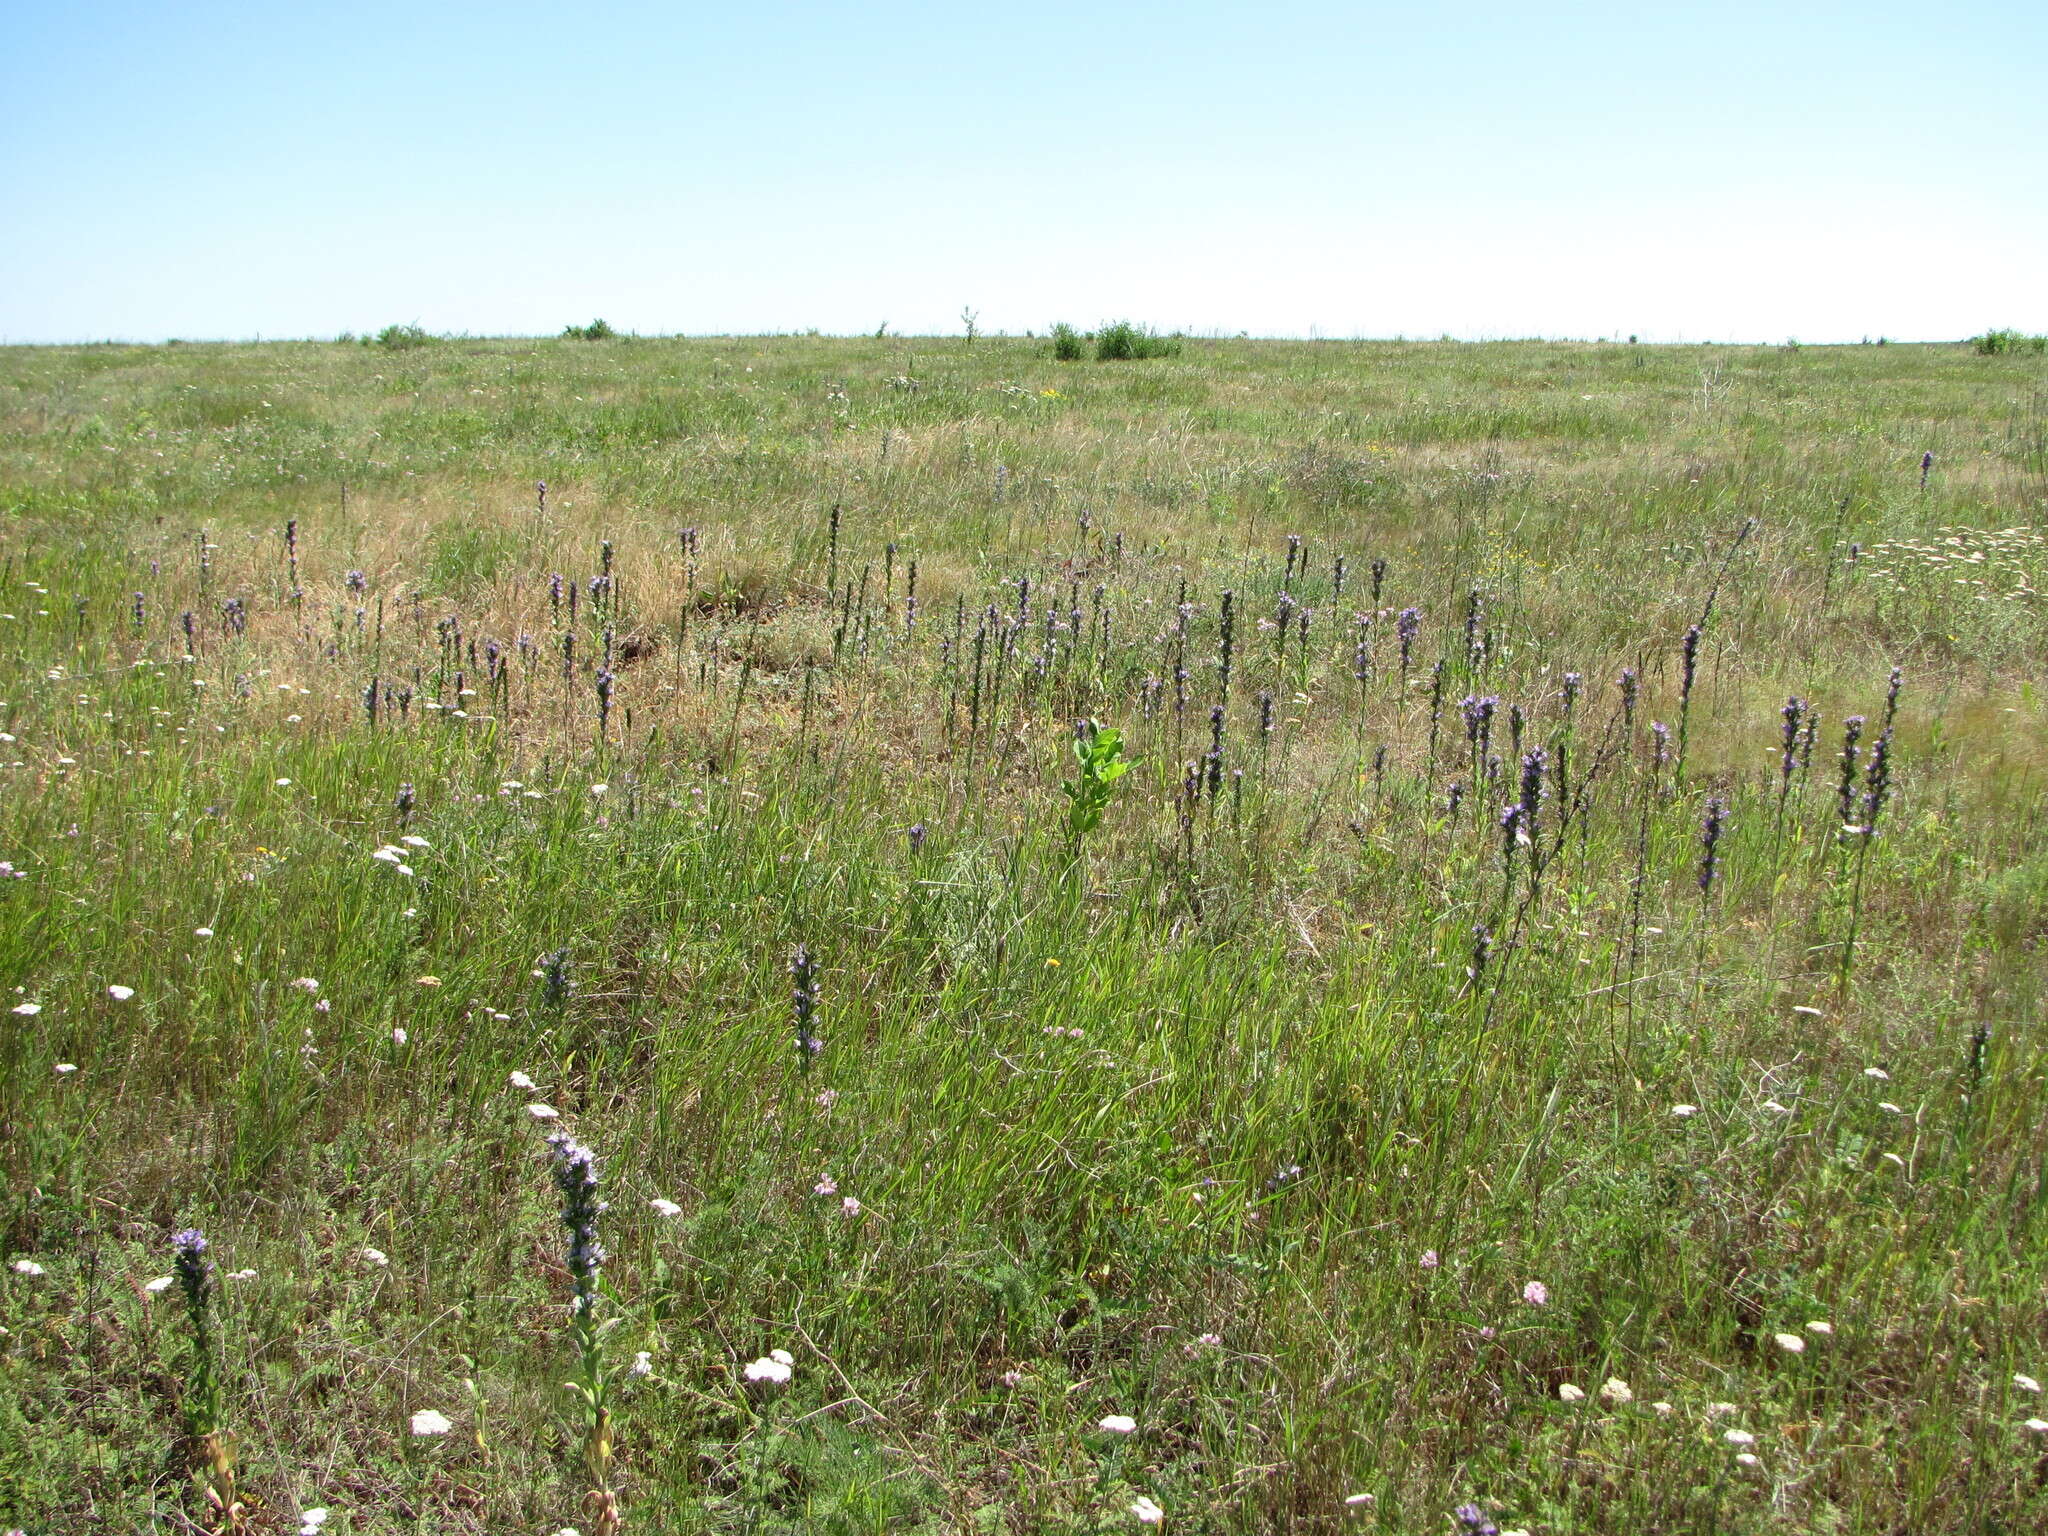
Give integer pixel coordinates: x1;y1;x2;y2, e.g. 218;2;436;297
3;1;2042;343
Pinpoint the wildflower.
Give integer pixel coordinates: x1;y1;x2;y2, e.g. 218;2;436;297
1521;1280;1549;1307
1878;1101;1902;1114
790;943;824;1066
226;1269;257;1281
649;1198;683;1218
1864;1066;1890;1080
54;1062;76;1075
744;1355;793;1384
814;1176;839;1197
361;1247;389;1266
1600;1377;1633;1405
589;783;608;797
2016;1373;2042;1393
1001;1369;1024;1387
400;835;429;849
11;1002;39;1016
291;977;320;994
1453;1504;1499;1536
630;1351;653;1378
1651;1401;1675;1416
1734;1452;1760;1467
1774;1332;1806;1354
1130;1496;1165;1525
1807;1321;1834;1336
1671;1104;1700;1117
12;1259;46;1276
390;1027;407;1045
410;1408;454;1436
841;1196;862;1216
1263;1163;1305;1194
1557;1383;1585;1402
528;1103;561;1120
1722;1428;1755;1445
509;1071;537;1090
107;985;135;1001
195;927;214;938
145;1274;175;1293
1698;796;1727;895
275;778;292;788
2025;1418;2048;1433
1419;1250;1440;1270
1343;1493;1376;1510
1098;1414;1138;1434
546;1133;607;1318
299;1508;330;1535
816;1088;839;1109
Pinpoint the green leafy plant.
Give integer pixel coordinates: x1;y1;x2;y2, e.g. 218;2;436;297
1094;321;1181;361
1050;323;1086;361
1061;718;1133;849
563;318;618;341
1973;328;2046;355
372;322;435;350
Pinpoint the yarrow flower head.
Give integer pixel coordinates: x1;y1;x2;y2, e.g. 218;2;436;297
1130;1496;1164;1525
1098;1414;1139;1434
410;1408;453;1436
744;1354;793;1385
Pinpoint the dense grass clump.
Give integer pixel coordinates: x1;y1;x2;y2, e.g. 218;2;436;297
1;332;2046;1533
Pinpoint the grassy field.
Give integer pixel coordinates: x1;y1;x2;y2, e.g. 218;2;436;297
3;330;2047;1534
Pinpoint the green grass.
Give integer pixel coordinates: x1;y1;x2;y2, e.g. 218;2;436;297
2;332;2047;1534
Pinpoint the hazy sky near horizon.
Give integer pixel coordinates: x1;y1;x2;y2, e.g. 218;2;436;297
3;1;2042;345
